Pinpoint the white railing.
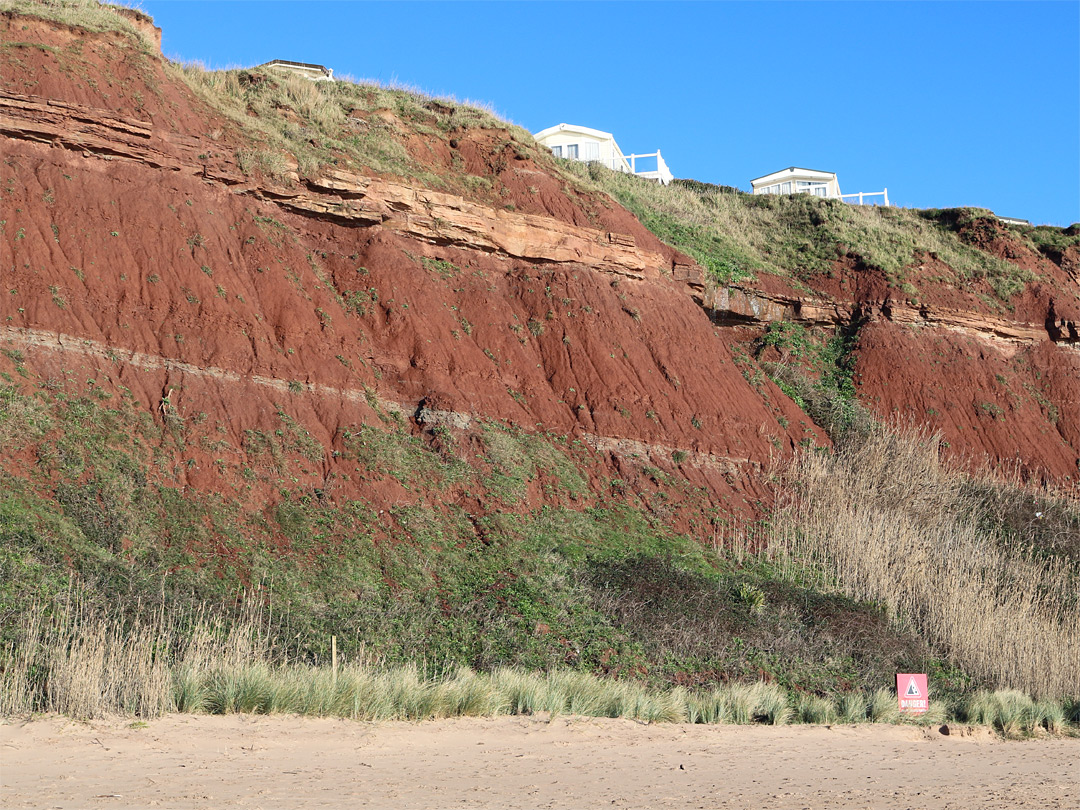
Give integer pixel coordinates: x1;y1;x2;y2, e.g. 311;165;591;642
760;185;891;206
838;189;889;206
626;150;674;185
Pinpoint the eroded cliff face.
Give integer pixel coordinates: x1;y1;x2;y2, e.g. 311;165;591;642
700;221;1080;483
1;13;818;540
2;6;1076;564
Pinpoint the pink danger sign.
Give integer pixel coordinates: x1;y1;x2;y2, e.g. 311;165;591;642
897;673;929;714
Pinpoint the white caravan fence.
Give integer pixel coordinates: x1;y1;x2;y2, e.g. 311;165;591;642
625;151;674;185
761;185;891;207
839;189;889;206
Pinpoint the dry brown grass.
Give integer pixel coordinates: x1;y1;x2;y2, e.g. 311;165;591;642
767;425;1080;699
0;0;157;45
0;590;272;719
168;59;521;185
3;582;1076;732
0;592;789;723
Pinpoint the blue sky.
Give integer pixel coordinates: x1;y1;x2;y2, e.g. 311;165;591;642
140;1;1079;226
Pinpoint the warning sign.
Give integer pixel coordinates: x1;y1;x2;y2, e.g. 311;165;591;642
897;673;929;714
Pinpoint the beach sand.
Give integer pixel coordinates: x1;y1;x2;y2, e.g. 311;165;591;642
2;713;1077;809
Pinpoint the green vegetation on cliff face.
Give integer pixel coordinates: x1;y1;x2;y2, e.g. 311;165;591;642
4;358;1078;708
752;320;870;447
4;371;1078;723
0;375;944;698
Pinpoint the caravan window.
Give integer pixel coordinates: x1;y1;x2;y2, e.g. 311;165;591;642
581;141;600;161
796;180;829;197
566;144;579;159
551;145;563;158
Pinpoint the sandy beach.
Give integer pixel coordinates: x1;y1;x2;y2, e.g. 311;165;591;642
1;714;1077;809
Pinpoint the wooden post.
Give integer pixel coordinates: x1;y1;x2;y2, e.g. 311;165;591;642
331;635;338;684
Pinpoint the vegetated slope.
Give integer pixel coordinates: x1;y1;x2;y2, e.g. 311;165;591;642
1;2;1077;705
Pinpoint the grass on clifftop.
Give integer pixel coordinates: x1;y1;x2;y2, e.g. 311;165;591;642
4;0;533;192
12;0;1057;312
573;163;1038;302
0;0;156;43
171;59;529;189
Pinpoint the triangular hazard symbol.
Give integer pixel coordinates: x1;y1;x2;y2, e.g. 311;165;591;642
905;677;921;697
